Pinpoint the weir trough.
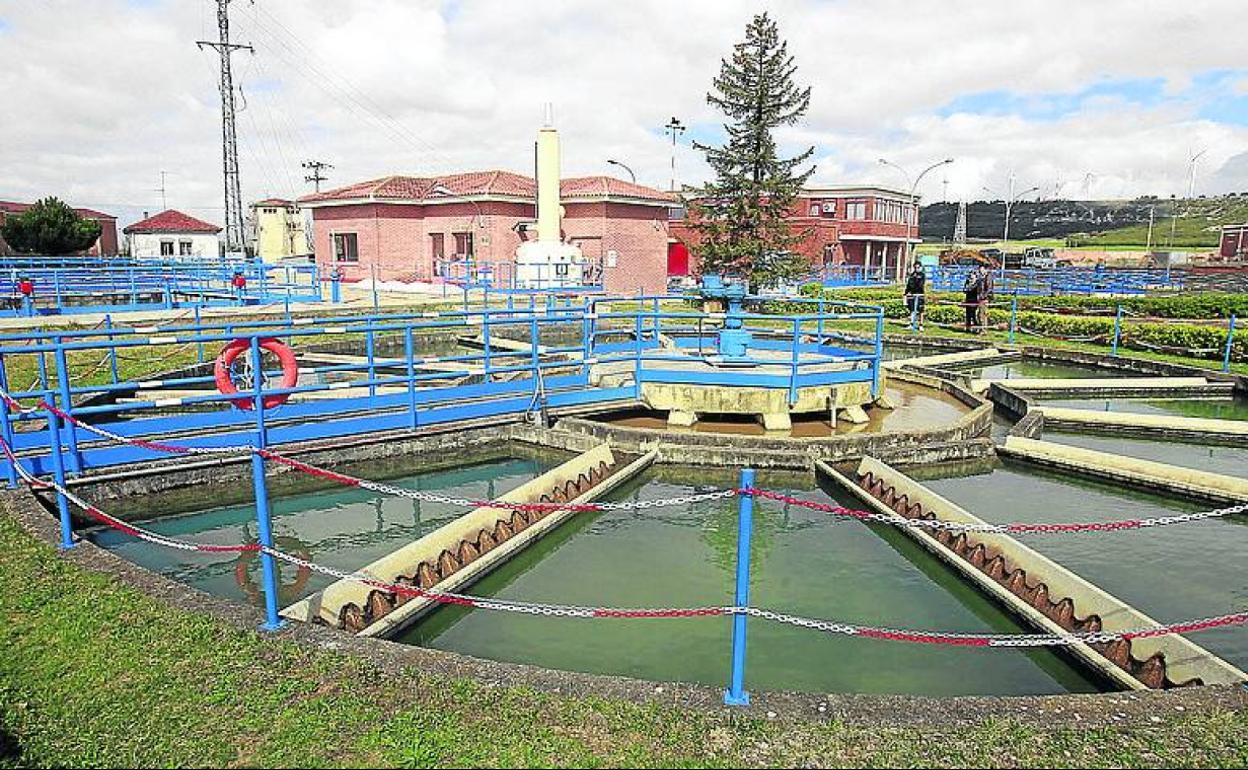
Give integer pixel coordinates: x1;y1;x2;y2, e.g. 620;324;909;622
1032;406;1248;446
282;443;653;637
818;456;1248;690
968;375;1231;398
883;347;1020;373
1000;436;1248;504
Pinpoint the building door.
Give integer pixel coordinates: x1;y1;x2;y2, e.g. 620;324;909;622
666;241;689;276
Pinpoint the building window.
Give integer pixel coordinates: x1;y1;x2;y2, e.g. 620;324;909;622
821;201;837;215
179;240;193;256
430;233;445;262
159;240;175;256
333;232;359;262
453;231;474;258
845;200;867;220
808;203;820;217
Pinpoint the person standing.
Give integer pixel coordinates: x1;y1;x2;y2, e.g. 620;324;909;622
977;265;995;333
962;266;981;333
904;261;926;332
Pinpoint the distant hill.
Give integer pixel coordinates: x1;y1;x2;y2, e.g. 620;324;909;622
919;195;1248;248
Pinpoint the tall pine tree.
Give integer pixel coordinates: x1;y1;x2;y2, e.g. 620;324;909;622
686;13;814;288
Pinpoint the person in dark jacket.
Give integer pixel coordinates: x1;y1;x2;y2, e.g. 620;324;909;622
904;261;926;332
977;266;995;332
962;268;981;332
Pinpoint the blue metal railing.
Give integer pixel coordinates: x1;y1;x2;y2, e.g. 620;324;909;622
0;301;882;480
925;265;1184;296
0;258;322;316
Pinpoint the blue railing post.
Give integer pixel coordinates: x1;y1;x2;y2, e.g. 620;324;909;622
194;305;205;363
404;326;417;430
1008;293;1018;344
248;336;283;631
1224;314;1237;373
633;311;643;399
1111;305;1123;356
365;327;377;398
104;314;121;384
45;397;75;549
872;309;883;398
0;355;16;487
482;311;493;381
817;296;825;342
330;271;342;304
788;317;800;405
52;340;81;474
724;467;755;707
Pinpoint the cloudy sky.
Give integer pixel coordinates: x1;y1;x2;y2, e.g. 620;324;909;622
2;0;1247;228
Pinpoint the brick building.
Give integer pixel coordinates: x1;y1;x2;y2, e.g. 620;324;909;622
0;200;119;256
298;171;677;295
669;185;919;281
1220;223;1248;260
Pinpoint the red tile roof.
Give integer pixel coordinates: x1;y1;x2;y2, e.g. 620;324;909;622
298;171;676;207
0;200;117;220
123;209;221;235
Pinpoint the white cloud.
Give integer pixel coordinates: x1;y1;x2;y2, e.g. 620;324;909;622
2;0;1247;231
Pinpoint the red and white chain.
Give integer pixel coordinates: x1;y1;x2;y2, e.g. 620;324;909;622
10;390;1247;530
7;434;1245;649
744;488;1248;534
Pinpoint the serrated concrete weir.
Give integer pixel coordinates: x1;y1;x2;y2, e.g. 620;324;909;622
282;443;655;637
817;456;1248;690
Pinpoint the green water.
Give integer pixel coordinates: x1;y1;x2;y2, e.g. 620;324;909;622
1041;396;1248;422
88;458;549;608
923;462;1248;671
400;470;1099;696
971;360;1130;380
1045;431;1248;477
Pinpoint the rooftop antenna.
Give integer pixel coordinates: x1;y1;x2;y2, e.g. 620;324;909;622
197;0;253;254
155;170;170;210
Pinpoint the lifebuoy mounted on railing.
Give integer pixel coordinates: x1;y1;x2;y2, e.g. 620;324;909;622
213;337;299;410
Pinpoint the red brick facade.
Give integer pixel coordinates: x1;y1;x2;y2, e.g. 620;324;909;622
301;172;675;296
669;186;918;280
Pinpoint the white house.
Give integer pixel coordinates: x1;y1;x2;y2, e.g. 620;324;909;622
123;210;222;259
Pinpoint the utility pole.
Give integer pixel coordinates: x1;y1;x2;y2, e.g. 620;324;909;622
302;160;333;192
663;116;686;192
197;0;253;255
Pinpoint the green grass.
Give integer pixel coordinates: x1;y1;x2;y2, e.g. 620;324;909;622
2;513;1248;768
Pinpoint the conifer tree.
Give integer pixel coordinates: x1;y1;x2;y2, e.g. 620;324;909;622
686;13;814;288
0;197;102;255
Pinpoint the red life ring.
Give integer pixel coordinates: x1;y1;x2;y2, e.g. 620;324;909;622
213;337;299;410
234;536;313;607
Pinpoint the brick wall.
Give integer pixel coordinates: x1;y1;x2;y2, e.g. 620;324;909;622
312;199;670;293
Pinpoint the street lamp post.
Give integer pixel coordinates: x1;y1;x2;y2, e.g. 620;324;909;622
878;157;954;279
664;117;686;192
983;175;1040;278
606;159;636;184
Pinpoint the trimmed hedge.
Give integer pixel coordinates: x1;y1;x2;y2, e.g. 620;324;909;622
799;284;1248;320
785;286;1244;363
